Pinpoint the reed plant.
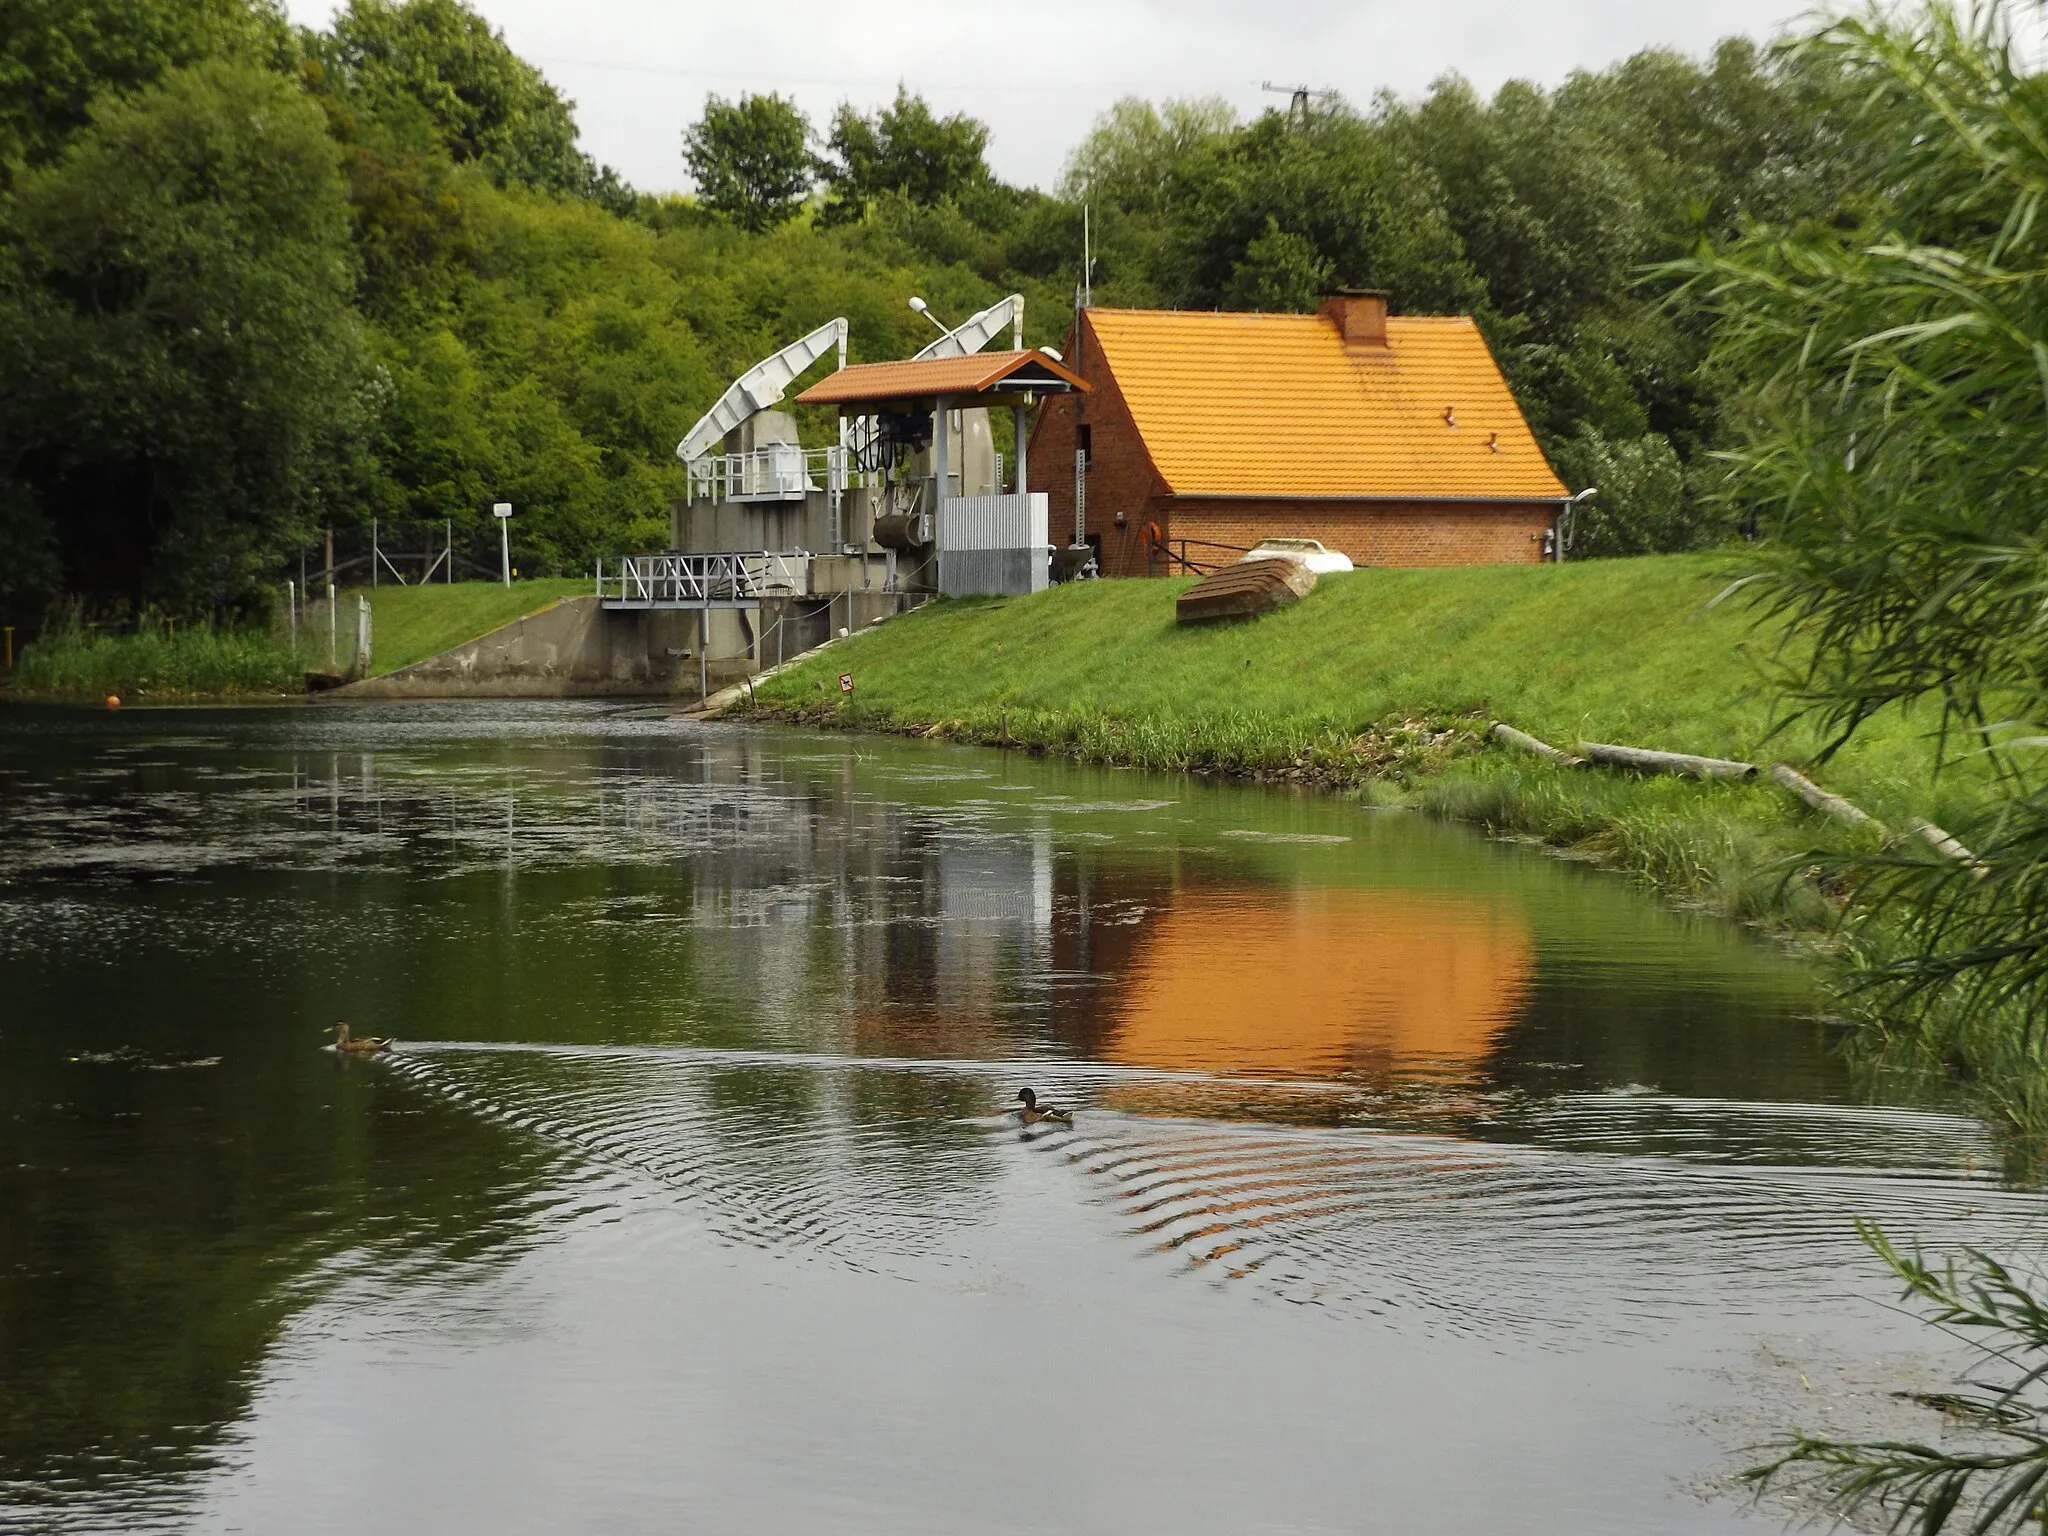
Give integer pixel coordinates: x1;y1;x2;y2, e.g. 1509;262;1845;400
1747;1223;2048;1535
9;610;304;699
1673;0;2048;1143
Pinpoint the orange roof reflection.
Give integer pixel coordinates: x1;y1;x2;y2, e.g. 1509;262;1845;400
1105;888;1533;1080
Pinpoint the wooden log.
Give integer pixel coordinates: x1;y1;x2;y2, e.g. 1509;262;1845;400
1907;817;1985;874
1768;763;1881;830
1576;741;1758;780
1771;764;1985;877
1491;722;1585;767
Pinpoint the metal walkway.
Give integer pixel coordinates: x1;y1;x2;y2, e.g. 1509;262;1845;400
597;552;807;610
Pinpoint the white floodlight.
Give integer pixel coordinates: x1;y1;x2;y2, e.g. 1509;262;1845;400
908;295;951;336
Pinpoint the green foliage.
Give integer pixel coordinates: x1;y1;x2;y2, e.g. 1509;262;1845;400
1747;1222;2048;1535
0;480;59;606
0;57;368;611
0;0;1881;615
12;610;304;697
1157;108;1484;315
1676;1;2048;1071
1061;96;1239;216
1551;426;1710;556
818;88;994;227
682;92;813;233
321;0;615;201
1222;218;1334;312
0;0;290;184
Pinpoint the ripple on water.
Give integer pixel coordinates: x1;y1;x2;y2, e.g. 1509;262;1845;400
381;1045;2047;1346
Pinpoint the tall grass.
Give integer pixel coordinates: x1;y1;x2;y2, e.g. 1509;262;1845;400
9;613;304;699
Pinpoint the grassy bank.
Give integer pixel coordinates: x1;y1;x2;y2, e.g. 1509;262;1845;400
745;556;1984;932
358;579;588;675
5;579;590;699
8;617;304;700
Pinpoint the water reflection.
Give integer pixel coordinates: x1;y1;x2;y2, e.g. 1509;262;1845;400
1105;888;1532;1080
0;702;2035;1535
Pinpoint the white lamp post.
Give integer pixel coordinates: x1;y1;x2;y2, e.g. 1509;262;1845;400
493;502;512;587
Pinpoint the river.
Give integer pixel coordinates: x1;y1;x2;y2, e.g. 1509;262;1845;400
1;701;2040;1534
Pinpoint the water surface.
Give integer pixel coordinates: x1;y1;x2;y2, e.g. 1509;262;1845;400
1;701;2039;1534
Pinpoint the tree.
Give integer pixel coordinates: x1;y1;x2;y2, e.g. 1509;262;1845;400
1061;95;1238;217
1548;427;1699;556
682;92;813;233
324;0;619;201
1157;105;1484;316
0;0;288;185
1223;218;1332;311
819;88;991;226
0;60;369;609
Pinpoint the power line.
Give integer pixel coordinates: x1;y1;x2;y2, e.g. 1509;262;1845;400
531;54;1160;98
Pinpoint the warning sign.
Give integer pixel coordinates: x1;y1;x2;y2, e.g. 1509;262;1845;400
838;674;854;694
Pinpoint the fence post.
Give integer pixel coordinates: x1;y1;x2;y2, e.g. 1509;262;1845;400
354;594;371;677
327;581;337;668
287;580;297;650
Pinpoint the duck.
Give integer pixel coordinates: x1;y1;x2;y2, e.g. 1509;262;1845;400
1014;1087;1072;1126
329;1022;394;1055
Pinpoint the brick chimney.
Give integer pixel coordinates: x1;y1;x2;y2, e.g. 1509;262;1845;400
1319;289;1389;350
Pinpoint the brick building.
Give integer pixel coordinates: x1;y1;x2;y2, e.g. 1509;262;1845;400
1025;292;1571;577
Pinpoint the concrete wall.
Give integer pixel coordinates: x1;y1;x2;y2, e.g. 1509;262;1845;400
341;591;921;701
668;486;879;556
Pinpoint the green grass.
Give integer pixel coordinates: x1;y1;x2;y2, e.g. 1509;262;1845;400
357;578;588;675
749;555;1987;931
7;580;591;698
9;617;304;699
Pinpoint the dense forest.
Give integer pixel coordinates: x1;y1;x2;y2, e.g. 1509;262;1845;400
0;0;1860;623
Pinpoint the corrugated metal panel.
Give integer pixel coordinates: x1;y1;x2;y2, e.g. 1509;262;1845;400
1084;310;1568;501
939;493;1048;552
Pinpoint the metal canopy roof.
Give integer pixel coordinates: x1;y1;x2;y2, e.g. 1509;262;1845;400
794;349;1089;410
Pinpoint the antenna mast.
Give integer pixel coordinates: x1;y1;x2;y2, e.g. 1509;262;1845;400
1260;80;1335;125
1081;201;1093;310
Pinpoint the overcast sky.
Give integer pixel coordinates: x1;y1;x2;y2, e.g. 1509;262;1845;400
282;0;1814;195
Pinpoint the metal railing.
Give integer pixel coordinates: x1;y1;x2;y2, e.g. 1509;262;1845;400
596;552;808;607
1148;535;1249;577
685;445;857;504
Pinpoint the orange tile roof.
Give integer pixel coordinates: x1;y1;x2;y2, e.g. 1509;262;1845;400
1084;309;1567;501
795;349;1088;407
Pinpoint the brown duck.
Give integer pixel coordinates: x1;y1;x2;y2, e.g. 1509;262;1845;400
329;1022;394;1055
1014;1087;1072;1126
